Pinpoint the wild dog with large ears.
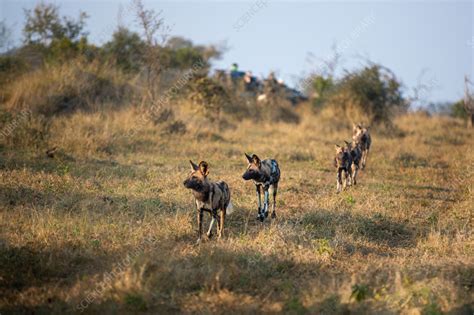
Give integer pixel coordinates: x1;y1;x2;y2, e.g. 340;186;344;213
242;153;280;222
183;160;232;243
334;144;352;193
344;140;362;186
352;123;372;169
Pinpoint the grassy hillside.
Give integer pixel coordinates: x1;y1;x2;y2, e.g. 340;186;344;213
0;107;472;314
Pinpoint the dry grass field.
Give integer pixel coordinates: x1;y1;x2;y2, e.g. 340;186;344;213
0;105;472;314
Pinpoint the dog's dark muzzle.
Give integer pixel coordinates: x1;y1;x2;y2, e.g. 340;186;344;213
184;179;202;190
183;179;191;188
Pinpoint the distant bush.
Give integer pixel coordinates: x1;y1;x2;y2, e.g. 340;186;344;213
189;76;230;122
165;36;220;70
188;76;300;125
450;99;467;120
314;64;407;125
309;75;335;107
258;99;300;124
21;2;93;63
23;2;88;46
102;31;219;74
102;27;145;73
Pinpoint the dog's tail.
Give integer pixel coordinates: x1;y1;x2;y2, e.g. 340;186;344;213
226;201;234;215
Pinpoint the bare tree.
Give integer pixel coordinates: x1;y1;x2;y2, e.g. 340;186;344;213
0;20;12;52
306;43;342;79
132;0;171;107
464;76;474;128
406;70;439;109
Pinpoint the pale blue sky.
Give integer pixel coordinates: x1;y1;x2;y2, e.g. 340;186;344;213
1;1;472;103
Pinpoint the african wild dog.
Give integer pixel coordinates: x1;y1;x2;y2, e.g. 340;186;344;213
352;123;371;169
183;160;233;243
344;140;362;185
334;144;352;193
242;153;280;222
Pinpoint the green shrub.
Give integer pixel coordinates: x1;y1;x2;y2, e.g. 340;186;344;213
450;99;467;119
323;65;407;125
102;27;145;73
351;284;370;302
188;76;230;122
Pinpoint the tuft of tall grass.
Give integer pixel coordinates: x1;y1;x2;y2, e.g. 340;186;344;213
5;59;133;116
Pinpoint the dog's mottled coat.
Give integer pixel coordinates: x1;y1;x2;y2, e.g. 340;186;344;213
183;160;232;243
334;144;352;193
344;140;362;185
242;153;280;222
352;123;372;169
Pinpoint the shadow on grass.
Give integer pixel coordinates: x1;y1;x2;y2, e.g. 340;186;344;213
0;186;45;208
0;185;117;215
90;245;339;314
404;184;454;193
0;151;146;181
0;244;322;314
301;209;418;249
403;192;457;203
0;244;113;292
0;239;124;315
0;231;168;314
1;232;471;314
392;183;458;203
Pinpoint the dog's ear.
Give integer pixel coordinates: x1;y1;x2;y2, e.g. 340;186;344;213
198;161;209;176
344;140;350;146
251;154;261;167
244;152;253;164
335;144;341;150
189;160;199;171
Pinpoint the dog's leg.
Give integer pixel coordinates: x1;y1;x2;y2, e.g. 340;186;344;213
215;211;221;237
337;169;342;193
343;170;346;189
350;165;354;185
207;211;216;239
271;183;278;219
352;164;358;185
197;208;204;244
256;185;262;219
361;148;367;169
218;208;225;239
363;149;369;169
345;169;352;188
361;150;365;169
263;187;269;219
